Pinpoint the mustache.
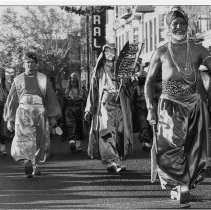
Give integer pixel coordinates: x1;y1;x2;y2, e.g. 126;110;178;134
106;55;115;60
173;29;186;33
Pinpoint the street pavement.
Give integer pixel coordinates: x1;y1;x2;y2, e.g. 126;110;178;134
0;135;211;210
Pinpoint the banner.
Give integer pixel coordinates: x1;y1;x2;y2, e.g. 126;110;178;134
116;41;144;79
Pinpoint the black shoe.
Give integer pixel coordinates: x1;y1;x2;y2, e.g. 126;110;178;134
107;162;126;173
142;142;152;151
75;146;83;153
69;140;76;152
33;167;41;176
179;186;191;207
2;150;7;155
171;185;190;207
118;165;126;172
24;161;33;178
107;165;117;173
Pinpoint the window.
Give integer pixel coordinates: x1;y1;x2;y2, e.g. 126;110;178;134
149;20;153;51
133;27;139;44
196;20;202;33
116;37;118;54
126;31;129;42
154;18;157;49
209;46;211;54
119;36;121;53
133;27;138;33
133;35;139;44
116;6;119;17
145;22;148;53
159;14;165;42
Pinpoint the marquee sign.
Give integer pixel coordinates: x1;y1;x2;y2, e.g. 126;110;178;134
92;10;106;53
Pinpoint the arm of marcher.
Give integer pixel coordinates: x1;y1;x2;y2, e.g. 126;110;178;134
3;81;19;124
201;46;211;71
144;48;162;110
84;70;99;116
45;79;62;119
144;48;162;125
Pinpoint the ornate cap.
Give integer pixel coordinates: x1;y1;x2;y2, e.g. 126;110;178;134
102;43;116;51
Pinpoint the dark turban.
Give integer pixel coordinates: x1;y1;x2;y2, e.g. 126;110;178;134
166;7;188;26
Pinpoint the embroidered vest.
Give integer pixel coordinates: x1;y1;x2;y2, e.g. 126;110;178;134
14;72;47;100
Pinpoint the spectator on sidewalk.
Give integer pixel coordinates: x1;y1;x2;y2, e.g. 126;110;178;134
131;63;153;151
65;71;87;152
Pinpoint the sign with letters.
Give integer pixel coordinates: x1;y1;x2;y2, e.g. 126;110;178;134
92;11;106;53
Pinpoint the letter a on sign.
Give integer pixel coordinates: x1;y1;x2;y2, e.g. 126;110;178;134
93;27;101;36
93;15;101;24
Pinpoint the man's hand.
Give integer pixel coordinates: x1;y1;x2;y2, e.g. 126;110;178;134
84;111;92;121
121;77;130;87
49;118;57;127
7;121;14;132
131;72;142;82
147;108;157;125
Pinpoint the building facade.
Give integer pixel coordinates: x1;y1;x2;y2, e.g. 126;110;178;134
105;5;211;72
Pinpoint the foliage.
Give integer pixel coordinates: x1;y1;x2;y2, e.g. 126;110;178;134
0;6;81;83
61;6;113;15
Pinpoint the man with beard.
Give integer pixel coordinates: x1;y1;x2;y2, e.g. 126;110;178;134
65;71;87;152
84;44;133;173
144;7;211;206
4;51;61;178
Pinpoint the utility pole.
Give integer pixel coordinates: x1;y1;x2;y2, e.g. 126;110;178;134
86;10;90;89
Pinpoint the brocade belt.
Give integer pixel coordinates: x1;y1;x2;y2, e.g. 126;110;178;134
20;94;43;105
162;80;196;96
101;91;120;106
66;99;83;106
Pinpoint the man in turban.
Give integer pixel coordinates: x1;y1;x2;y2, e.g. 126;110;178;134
84;44;133;173
144;6;211;206
4;51;61;178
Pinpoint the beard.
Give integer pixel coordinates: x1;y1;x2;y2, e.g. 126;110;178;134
27;70;35;76
171;31;187;41
105;54;115;61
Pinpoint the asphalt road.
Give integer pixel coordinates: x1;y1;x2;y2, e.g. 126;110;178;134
0;136;210;209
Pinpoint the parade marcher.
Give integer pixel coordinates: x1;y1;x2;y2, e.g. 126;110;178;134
131;63;153;151
65;71;87;152
144;7;211;206
197;68;211;169
84;44;133;173
0;68;10;155
3;51;61;178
